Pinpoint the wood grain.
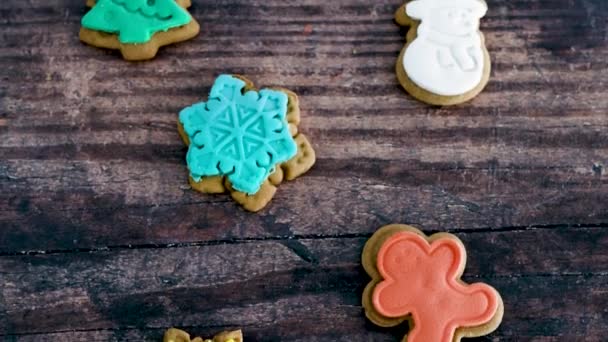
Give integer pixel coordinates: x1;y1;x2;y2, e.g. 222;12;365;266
1;0;607;340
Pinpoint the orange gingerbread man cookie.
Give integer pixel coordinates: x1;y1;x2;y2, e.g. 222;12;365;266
362;224;504;341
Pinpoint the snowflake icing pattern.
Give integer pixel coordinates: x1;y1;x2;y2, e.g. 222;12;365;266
179;75;298;195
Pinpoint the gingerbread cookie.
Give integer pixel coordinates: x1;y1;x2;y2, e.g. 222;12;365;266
178;75;316;212
80;0;200;61
395;0;490;105
362;224;504;342
164;328;243;342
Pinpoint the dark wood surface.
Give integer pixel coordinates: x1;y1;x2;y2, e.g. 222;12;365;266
1;0;607;341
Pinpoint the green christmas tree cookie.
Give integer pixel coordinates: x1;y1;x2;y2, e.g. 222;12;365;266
80;0;200;60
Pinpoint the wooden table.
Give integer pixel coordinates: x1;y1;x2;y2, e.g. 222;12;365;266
1;0;607;340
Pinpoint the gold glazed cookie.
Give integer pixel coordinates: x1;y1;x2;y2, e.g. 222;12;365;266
80;0;200;61
362;224;504;341
164;328;243;342
178;75;316;212
395;0;491;105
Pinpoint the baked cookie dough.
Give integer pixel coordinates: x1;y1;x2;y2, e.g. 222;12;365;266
164;328;243;342
178;75;316;212
395;0;491;105
80;0;200;61
362;224;504;341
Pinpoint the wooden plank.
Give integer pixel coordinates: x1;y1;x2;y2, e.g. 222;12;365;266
1;158;607;253
1;227;607;340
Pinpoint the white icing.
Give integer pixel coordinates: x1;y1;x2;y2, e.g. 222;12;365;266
403;0;488;96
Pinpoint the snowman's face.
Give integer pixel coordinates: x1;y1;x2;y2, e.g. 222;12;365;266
429;7;480;36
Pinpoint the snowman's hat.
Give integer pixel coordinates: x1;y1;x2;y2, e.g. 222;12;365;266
407;0;487;20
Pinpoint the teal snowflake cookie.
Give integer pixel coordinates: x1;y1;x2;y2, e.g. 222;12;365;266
178;75;316;212
79;0;200;61
180;75;297;195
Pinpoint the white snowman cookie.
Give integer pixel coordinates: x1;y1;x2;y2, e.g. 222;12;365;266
395;0;490;105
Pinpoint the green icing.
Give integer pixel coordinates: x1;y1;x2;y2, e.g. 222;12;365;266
81;0;192;44
180;75;298;195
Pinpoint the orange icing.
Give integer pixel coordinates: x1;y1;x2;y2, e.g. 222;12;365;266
372;232;499;342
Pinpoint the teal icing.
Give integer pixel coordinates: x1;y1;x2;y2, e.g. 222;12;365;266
179;75;298;195
81;0;191;44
